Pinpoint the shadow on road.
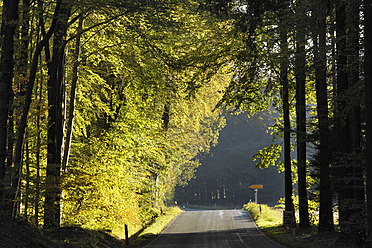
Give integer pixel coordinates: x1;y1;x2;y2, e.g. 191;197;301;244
144;210;285;248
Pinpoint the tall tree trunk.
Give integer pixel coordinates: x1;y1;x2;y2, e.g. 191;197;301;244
24;137;29;218
334;1;354;239
11;1;62;219
44;4;71;229
35;71;43;228
313;0;334;233
11;0;32;217
12;0;31;162
295;0;310;228
365;0;372;240
34;2;45;228
17;0;31;92
279;14;294;218
60;13;83;222
0;0;20;214
346;0;365;243
62;14;83;172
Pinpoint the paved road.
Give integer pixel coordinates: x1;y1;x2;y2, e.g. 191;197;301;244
145;209;286;248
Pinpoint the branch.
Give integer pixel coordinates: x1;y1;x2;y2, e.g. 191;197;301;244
65;11;129;45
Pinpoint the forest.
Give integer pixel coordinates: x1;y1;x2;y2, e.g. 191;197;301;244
1;0;372;246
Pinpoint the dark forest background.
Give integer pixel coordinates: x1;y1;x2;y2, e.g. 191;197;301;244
176;113;284;207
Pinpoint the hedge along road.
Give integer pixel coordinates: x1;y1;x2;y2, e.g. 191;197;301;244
145;209;286;248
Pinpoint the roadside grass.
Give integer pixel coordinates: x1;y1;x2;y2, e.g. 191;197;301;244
243;202;348;248
243;202;283;228
129;206;183;247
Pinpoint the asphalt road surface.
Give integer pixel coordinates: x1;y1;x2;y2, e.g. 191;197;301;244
145;209;286;248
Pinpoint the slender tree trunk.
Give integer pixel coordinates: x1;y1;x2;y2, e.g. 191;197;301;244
60;14;83;223
295;0;310;228
365;0;372;240
346;0;365;243
10;0;32;217
44;4;71;229
334;1;354;238
35;71;43;228
15;0;31;97
279;16;293;218
24;137;29;218
162;102;170;132
18;0;31;83
313;0;334;233
62;14;83;172
11;1;62;219
0;0;20;214
34;2;44;228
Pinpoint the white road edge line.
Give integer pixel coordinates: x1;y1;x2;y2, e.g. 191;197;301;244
243;210;287;248
143;210;184;248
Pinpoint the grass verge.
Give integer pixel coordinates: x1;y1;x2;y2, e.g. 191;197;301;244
129;206;183;247
243;202;354;248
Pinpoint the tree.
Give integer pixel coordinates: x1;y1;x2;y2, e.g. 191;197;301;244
3;0;372;242
58;0;232;233
0;0;21;214
10;0;32;216
62;13;83;174
334;2;354;238
43;2;71;229
311;0;334;233
365;0;372;239
279;4;294;217
345;0;365;242
294;0;310;228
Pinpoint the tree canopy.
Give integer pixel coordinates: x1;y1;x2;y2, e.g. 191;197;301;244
0;0;372;246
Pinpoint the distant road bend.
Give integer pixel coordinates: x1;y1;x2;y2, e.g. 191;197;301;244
145;209;286;248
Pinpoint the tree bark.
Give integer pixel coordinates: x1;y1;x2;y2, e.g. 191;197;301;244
365;0;372;240
44;4;71;229
11;1;62;218
35;70;43;228
60;13;83;222
295;0;310;228
34;1;45;228
62;14;83;172
10;0;32;217
346;0;365;243
162;102;170;132
334;1;354;238
0;0;20;214
313;0;334;233
24;137;29;218
279;14;293;217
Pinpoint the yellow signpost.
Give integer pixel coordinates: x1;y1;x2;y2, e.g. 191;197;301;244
250;185;263;203
250;184;263;189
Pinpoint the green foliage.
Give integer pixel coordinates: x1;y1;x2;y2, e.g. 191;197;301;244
253;143;282;169
243;202;283;227
57;0;231;236
0;0;233;236
7;0;364;244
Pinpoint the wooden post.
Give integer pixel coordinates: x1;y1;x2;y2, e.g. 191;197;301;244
125;224;129;246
